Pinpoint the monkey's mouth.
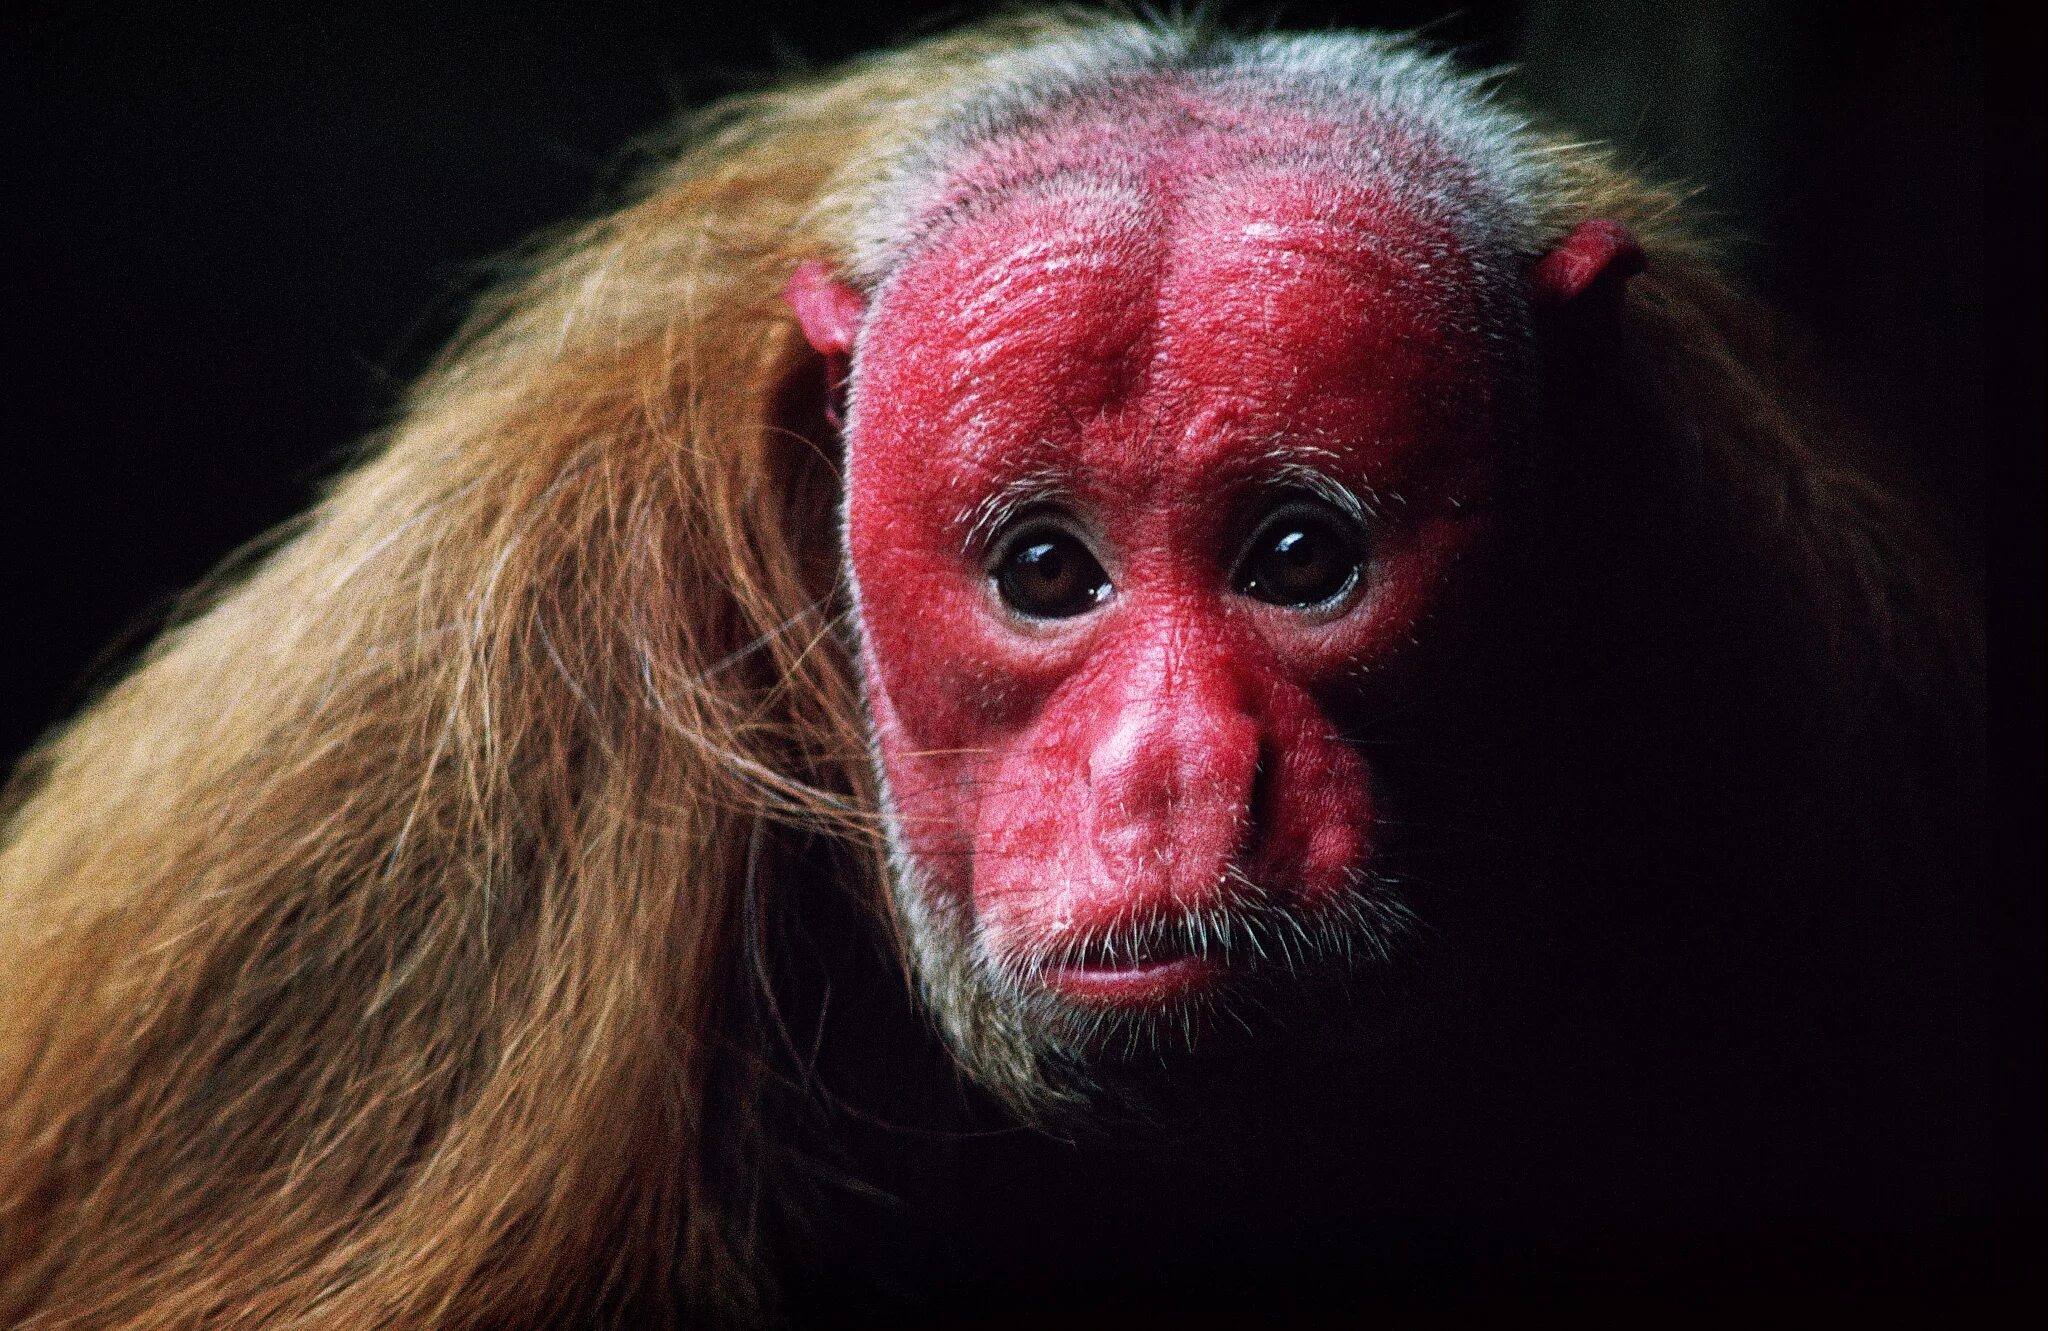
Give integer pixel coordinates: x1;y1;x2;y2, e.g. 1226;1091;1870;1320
1041;955;1223;1006
992;876;1407;1016
1026;933;1230;1007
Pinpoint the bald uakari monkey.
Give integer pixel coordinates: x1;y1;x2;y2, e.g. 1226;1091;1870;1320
0;12;1988;1327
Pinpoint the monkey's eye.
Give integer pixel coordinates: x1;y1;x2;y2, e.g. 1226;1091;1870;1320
992;524;1111;619
1233;499;1367;610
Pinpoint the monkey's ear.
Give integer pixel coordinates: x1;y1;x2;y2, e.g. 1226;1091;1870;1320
1531;218;1645;310
786;260;867;356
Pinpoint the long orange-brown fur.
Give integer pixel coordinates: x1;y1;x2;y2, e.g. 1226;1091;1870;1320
0;11;1974;1327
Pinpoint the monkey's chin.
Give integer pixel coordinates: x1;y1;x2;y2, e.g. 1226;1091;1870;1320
1036;954;1227;1008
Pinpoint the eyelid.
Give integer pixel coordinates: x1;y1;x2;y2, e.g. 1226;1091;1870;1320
1229;492;1366;560
1261;465;1375;530
959;472;1078;561
981;506;1102;574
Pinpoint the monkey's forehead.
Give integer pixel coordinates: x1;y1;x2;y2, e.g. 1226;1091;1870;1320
847;181;1511;515
847;22;1542;291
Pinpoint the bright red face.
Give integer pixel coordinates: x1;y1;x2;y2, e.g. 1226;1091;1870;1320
825;167;1516;1020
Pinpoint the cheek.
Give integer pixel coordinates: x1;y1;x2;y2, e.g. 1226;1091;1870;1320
1250;683;1378;895
848;525;1072;746
848;520;1071;896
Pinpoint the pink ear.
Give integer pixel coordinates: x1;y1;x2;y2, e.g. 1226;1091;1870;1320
1531;218;1645;308
785;260;867;356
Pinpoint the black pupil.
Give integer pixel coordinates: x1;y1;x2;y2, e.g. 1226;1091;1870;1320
997;533;1107;618
1242;514;1359;607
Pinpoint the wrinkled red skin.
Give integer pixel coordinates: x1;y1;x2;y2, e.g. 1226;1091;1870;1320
795;160;1630;1011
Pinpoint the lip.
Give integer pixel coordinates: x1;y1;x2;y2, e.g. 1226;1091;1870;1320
1036;953;1224;1006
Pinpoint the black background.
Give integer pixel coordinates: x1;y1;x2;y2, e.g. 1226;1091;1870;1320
6;0;2042;1308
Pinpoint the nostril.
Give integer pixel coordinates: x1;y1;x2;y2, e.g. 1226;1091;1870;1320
1242;735;1276;867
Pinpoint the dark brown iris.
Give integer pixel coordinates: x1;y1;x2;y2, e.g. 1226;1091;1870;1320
1235;500;1366;609
994;527;1110;618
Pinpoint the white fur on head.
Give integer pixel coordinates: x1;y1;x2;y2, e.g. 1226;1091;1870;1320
845;21;1546;290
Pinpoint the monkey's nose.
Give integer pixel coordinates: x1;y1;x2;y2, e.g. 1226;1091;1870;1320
1087;689;1261;905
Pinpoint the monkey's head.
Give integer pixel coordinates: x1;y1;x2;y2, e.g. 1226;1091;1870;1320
789;34;1640;1102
